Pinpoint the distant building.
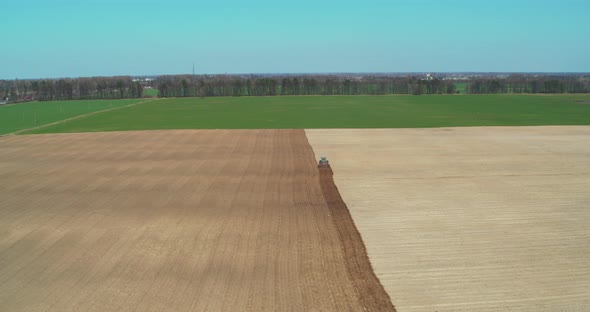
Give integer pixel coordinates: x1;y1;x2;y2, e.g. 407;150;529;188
132;77;155;86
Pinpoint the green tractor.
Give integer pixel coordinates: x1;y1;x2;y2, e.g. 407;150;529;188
318;156;330;169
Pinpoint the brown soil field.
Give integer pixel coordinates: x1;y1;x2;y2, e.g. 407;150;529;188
0;130;394;312
306;126;590;312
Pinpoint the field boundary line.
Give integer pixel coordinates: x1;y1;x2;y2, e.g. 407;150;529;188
317;165;397;311
304;127;397;312
4;98;160;136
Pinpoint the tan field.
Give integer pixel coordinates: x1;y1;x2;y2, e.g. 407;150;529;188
0;130;393;312
306;126;590;312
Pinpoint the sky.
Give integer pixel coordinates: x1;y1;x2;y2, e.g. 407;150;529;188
1;0;589;79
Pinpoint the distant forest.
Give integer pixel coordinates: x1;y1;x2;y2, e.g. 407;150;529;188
1;73;589;102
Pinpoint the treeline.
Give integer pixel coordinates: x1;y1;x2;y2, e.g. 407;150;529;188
0;77;144;102
157;75;456;97
2;74;590;103
467;74;590;94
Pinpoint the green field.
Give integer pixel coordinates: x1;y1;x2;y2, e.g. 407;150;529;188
0;99;146;135
454;82;467;94
143;88;159;97
17;95;590;135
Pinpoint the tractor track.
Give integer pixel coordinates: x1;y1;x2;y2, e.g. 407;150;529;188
319;166;397;312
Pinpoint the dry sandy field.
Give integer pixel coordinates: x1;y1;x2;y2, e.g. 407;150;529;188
0;130;393;312
307;126;590;312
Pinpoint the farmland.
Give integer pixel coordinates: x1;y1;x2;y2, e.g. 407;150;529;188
19;94;590;134
0;99;145;135
307;127;590;312
143;88;159;97
1;94;590;311
454;82;467;93
0;130;393;312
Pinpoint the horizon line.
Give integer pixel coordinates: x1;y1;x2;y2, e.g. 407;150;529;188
4;71;590;81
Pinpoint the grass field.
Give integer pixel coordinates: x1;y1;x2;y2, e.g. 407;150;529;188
0;99;145;135
454;82;467;93
143;88;159;97
21;94;590;134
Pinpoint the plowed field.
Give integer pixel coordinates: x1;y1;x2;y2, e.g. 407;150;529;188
306;126;590;312
0;130;393;312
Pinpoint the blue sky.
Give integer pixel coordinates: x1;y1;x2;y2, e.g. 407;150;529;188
1;0;588;78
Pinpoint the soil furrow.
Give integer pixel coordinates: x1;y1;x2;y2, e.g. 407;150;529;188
0;129;395;311
319;166;397;312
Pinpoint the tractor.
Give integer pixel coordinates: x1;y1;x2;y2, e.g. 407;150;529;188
318;156;330;169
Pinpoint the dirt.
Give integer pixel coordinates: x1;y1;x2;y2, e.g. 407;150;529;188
0;129;393;312
306;127;590;312
319;167;396;312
